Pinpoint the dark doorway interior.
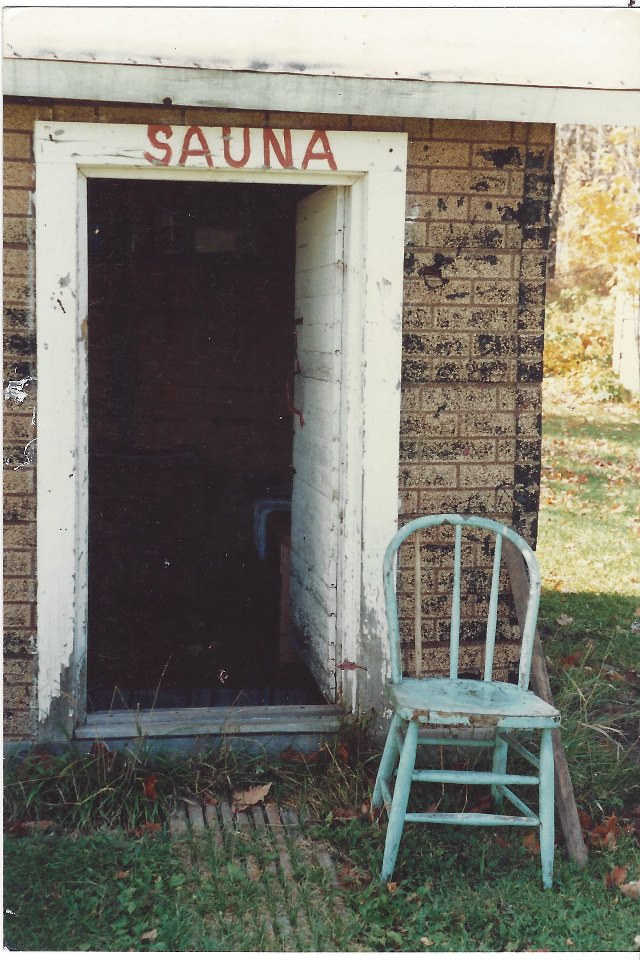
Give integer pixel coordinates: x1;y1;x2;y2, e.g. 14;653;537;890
86;178;323;710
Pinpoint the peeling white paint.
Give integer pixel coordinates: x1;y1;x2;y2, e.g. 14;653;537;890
4;375;36;404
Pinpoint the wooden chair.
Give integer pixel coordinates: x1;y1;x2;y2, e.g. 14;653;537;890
372;514;559;888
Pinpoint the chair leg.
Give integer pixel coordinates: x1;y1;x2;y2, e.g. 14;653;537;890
491;732;509;810
539;727;555;889
372;713;403;809
381;720;419;882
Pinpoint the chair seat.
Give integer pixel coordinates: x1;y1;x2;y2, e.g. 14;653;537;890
388;677;559;729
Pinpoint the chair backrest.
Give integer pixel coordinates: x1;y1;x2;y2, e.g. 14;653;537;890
383;514;541;690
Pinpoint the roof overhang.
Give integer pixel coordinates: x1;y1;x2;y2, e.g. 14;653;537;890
3;7;639;126
4;57;640;127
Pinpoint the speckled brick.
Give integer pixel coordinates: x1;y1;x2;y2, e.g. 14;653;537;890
4;496;36;523
4;578;36;602
4;603;34;628
402;306;432;330
3;161;34;189
2;468;35;495
428;223;506;249
432;119;513;142
3;188;31;217
403;332;470;357
458;463;514;489
400;412;457;437
405;221;427;246
3;277;30;305
399;464;458;488
4;416;35;444
3;523;36;549
4;551;33;577
4;217;34;245
471;144;525;170
4;631;37;657
98;103;185;125
3;248;29;276
409;140;471;168
3;102;52;128
472;280;518;305
459;412;516;436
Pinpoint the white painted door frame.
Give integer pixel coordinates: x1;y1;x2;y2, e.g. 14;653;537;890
34;122;407;731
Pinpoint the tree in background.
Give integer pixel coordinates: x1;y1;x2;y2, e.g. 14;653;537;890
551;125;640;294
547;126;640;396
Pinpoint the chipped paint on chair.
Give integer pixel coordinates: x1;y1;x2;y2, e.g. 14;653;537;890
372;514;559;889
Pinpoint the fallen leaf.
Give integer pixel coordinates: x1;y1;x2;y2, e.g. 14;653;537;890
565;938;574;946
556;614;574;626
590;814;620;849
495;836;512;849
231;782;272;812
605;866;628;888
561;651;583;668
634;935;640;947
387;881;398;893
134;822;162;837
337;659;367;672
337;742;350;763
337;864;369;888
22;820;54;832
604;668;626;682
420;937;434;947
523;832;541;854
143;775;158;801
577;809;593;832
115;870;130;880
332;807;359;820
619;880;640;900
141;929;158;943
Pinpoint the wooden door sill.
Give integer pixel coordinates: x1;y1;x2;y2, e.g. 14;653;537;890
75;703;344;741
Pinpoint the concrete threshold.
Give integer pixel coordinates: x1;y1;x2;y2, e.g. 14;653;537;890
73;703;345;754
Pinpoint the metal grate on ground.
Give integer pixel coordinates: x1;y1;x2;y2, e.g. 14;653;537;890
168;798;352;950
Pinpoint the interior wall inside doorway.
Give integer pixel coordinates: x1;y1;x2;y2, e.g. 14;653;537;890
87;178;321;708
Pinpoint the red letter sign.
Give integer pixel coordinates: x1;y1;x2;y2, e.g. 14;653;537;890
222;127;251;168
178;126;214;167
301;131;337;170
144;125;173;165
263;129;293;168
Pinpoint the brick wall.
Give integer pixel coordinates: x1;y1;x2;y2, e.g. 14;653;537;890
2;98;553;737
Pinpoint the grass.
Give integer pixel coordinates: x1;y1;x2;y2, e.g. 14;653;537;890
4;286;640;951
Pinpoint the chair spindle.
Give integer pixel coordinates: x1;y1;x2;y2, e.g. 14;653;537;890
414;529;422;678
449;523;462;678
483;532;503;682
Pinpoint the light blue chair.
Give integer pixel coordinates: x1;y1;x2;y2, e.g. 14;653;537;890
372;514;559;888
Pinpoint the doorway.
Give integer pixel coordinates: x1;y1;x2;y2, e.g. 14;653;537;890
86;179;327;710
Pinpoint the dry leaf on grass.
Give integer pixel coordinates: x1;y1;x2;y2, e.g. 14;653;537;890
231;782;271;812
619;880;640;900
387;882;398;893
560;651;583;667
589;814;620;850
143;774;158;801
114;870;130;880
556;614;574;626
420;937;434;947
141;929;158;943
604;866;628;888
577;809;593;832
332;807;359;820
523;832;541;854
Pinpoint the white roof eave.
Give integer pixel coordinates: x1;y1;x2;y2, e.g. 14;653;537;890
4;56;639;127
